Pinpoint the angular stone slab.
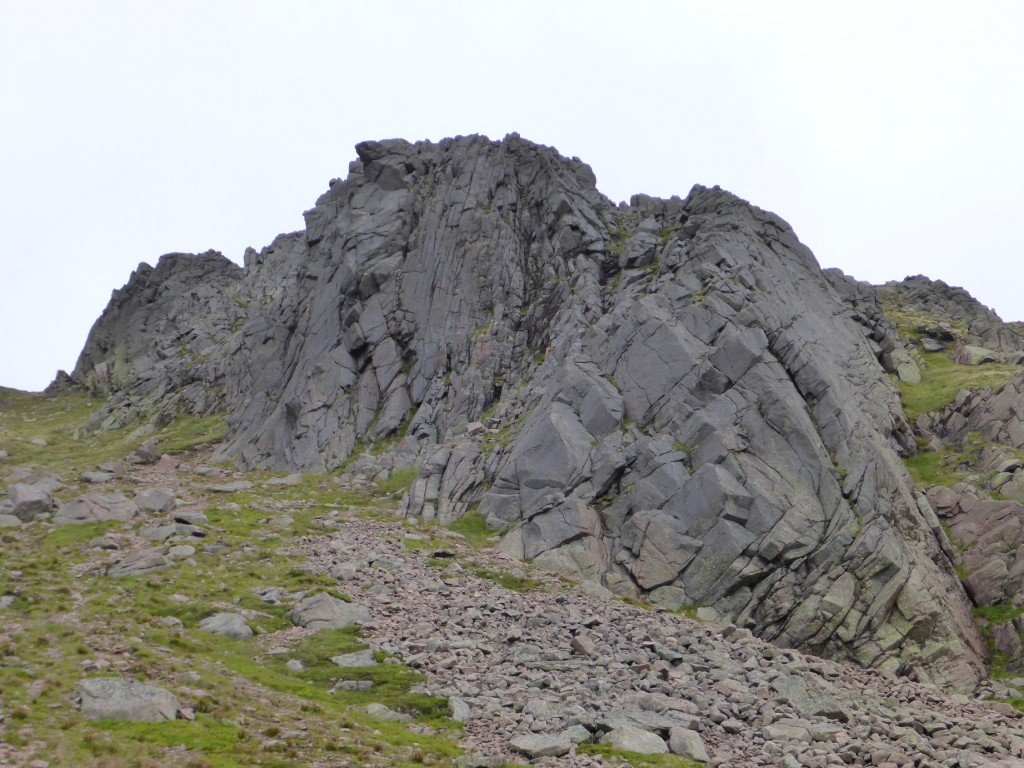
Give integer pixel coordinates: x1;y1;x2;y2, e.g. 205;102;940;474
108;548;171;578
54;493;138;525
198;612;253;639
77;677;178;721
135;488;177;513
8;483;52;521
289;592;369;630
510;733;572;758
600;726;668;754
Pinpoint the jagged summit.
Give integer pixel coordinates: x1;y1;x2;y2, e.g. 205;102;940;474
67;134;995;688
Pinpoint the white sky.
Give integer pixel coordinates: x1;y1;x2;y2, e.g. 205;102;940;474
2;1;1022;391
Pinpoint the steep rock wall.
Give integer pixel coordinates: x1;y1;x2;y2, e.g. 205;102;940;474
70;134;986;688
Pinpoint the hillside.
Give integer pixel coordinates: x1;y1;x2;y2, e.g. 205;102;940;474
2;386;1024;767
6;134;1024;766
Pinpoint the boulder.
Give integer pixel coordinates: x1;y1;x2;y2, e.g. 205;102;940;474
331;649;377;667
198;612;253;639
135;488;177;512
54;493;138;525
668;727;709;761
600;726;668;754
289;592;369;630
107;548;171;578
77;677;178;721
8;483;52;521
509;734;572;758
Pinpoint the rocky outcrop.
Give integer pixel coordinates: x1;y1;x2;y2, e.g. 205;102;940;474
877;275;1024;363
69;134;988;687
824;269;921;384
923;370;1024;451
73;251;245;431
927;486;1024;608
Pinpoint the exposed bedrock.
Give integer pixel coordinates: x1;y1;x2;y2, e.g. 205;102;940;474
70;134;986;687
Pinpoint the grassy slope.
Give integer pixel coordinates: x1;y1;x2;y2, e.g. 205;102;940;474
0;389;474;768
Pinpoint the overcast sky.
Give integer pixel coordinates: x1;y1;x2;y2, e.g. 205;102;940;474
2;1;1022;391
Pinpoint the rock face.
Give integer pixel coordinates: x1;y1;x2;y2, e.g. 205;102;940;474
68;134;988;687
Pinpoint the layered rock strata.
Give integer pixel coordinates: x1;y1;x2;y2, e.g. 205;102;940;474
70;134;986;687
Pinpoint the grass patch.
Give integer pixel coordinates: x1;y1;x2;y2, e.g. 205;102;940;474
897;352;1018;422
473;568;541;593
446;510;501;548
377;467;418;497
578;743;704;767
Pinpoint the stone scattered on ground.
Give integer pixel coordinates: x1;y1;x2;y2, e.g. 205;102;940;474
364;702;412;722
54;493;138;525
198;612;253;639
167;544;196;560
668;726;709;761
107;548;171;578
265;473;303;486
135;487;177;512
76;677;179;722
297;514;1024;768
6;483;53;521
510;734;572;759
331;649;377;667
289;592;370;630
600;726;668;755
80;470;115;484
129;440;161;464
208;481;253;493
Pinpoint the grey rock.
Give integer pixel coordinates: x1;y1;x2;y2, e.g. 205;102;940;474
509;733;572;758
600;726;668;754
333;680;372;692
140;524;177;542
0;514;22;528
129;440;162;464
107;548;171;578
81;471;115;484
331;649;377;667
265;473;303;486
77;677;178;721
208;481;253;493
289;592;369;630
449;697;471;722
286;659;305;673
54;493;138;525
135;488;177;512
64;135;992;688
668;726;709;761
956;344;1000;366
167;544;196;560
8;483;52;521
364;702;411;722
198;612;253;638
174;510;208;525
